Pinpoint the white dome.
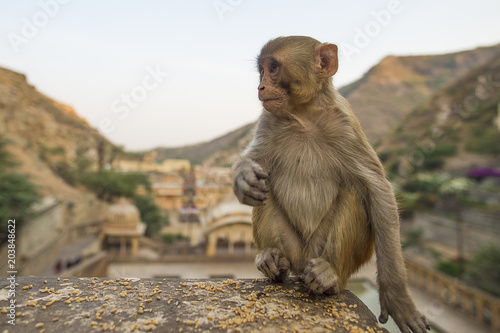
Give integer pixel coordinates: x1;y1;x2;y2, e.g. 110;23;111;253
104;198;141;226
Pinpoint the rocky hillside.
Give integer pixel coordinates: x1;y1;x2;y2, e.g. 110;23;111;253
0;67;110;197
340;44;500;142
378;55;500;175
157;43;500;168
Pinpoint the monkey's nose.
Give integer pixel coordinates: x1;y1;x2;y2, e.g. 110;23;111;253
258;84;265;91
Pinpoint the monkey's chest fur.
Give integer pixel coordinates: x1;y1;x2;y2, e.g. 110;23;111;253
268;131;340;240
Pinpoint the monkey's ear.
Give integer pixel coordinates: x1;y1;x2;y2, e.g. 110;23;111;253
315;44;338;78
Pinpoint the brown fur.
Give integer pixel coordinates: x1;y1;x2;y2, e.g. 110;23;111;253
233;36;429;333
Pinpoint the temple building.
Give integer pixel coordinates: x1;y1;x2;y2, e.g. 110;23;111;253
100;198;146;257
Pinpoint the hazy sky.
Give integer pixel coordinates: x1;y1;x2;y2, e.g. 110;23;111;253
1;0;499;151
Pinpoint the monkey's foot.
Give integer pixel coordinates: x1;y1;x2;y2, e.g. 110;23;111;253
255;248;290;282
379;289;430;333
303;258;341;294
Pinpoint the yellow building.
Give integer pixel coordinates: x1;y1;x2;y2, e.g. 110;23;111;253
114;157;190;174
150;172;184;211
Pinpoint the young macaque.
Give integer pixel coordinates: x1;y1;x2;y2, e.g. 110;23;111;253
233;36;429;333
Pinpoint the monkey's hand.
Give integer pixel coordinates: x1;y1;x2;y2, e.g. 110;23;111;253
303;258;341;294
256;248;290;282
233;161;269;206
379;288;430;333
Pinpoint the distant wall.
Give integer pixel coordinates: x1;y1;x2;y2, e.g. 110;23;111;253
17;194;108;275
63;194;108;231
410;209;500;254
18;198;64;261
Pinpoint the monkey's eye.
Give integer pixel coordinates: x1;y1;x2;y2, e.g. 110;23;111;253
270;62;278;73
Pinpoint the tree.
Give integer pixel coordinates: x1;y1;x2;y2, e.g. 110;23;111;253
80;171;149;202
133;195;169;238
0;137;40;241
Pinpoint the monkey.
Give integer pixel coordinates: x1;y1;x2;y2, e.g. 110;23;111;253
233;36;430;333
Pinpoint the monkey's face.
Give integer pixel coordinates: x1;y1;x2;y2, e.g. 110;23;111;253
257;37;339;113
257;57;289;113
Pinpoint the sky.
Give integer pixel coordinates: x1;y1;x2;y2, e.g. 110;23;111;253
0;0;499;151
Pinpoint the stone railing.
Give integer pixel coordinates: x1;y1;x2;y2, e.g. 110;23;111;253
405;257;500;333
0;277;388;332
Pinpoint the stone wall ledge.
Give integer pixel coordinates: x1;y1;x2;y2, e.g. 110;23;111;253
0;277;387;333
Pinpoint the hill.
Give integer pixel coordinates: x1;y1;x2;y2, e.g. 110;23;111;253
153;122;255;167
378;55;500;175
0;67;111;197
339;44;500;142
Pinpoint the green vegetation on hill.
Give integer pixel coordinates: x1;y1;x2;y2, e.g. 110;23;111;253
466;126;500;155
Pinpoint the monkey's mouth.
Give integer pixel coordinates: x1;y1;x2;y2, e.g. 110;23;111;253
261;98;280;103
